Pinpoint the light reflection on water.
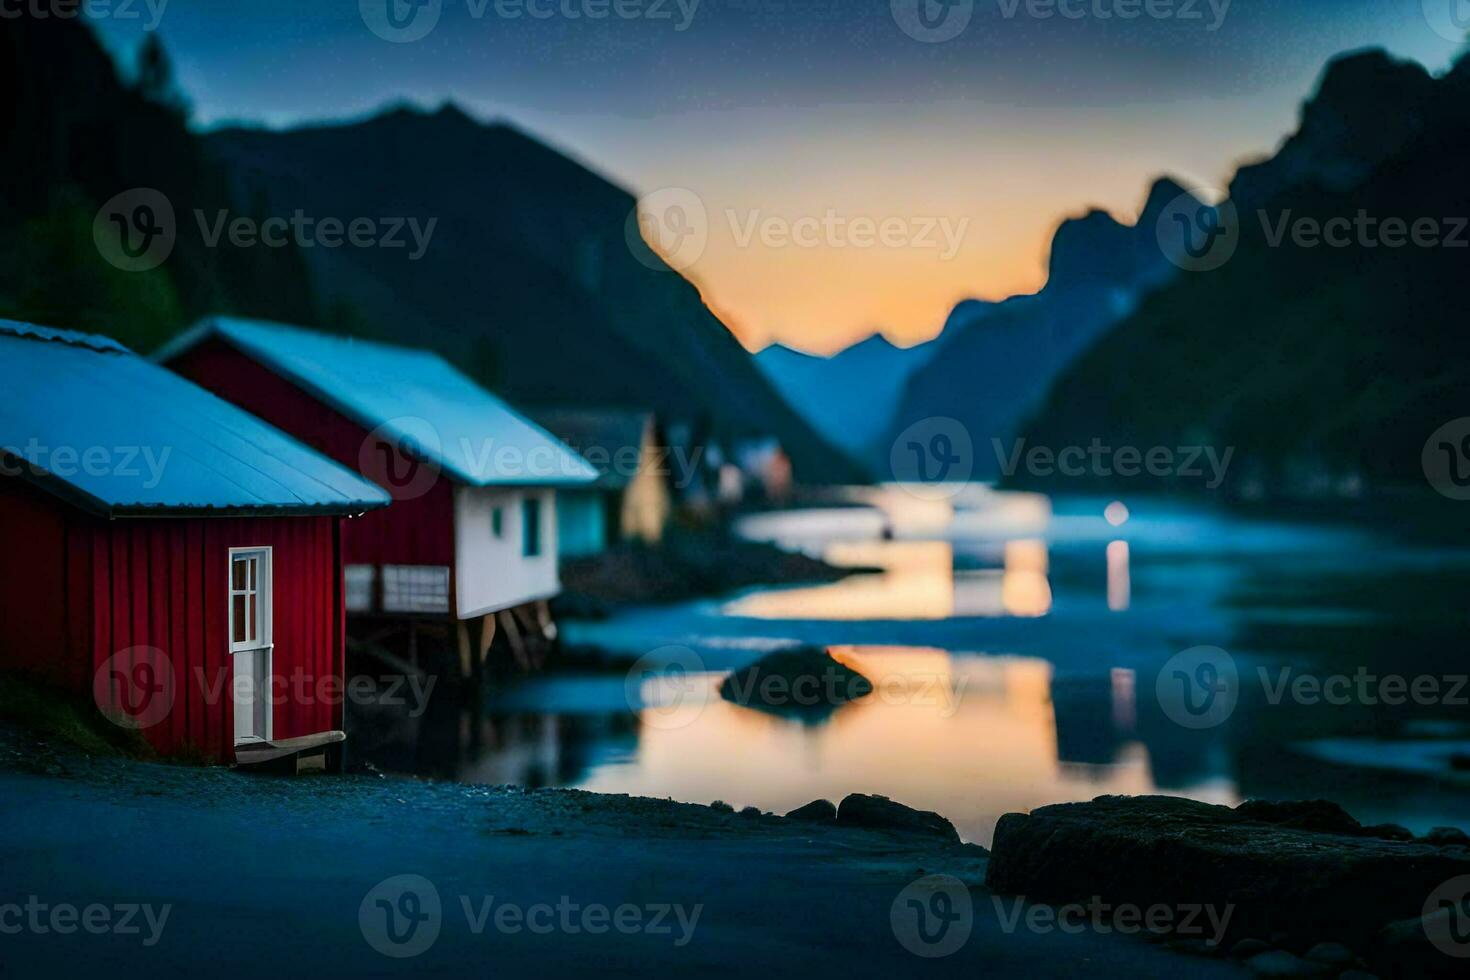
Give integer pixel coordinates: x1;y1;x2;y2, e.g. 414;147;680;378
722;537;1056;621
574;647;1238;845
351;492;1470;846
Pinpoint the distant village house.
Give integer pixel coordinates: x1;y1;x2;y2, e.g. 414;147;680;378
532;410;673;559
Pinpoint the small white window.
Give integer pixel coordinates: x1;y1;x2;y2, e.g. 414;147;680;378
381;564;451;614
229;548;273;744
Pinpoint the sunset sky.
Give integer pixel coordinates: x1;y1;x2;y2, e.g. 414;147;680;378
95;0;1463;354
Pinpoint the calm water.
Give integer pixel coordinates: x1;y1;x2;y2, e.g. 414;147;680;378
354;489;1470;846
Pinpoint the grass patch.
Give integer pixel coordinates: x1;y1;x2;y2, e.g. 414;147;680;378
0;672;155;759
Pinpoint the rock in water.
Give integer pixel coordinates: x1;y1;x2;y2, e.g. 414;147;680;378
984;795;1470;950
785;799;837;823
718;647;872;721
836;793;960;844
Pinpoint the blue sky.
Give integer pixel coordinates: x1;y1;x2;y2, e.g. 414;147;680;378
94;0;1466;350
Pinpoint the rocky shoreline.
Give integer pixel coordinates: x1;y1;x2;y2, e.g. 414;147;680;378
985;795;1470;978
4;707;1466;977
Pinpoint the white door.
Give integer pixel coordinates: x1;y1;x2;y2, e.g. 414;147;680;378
229;547;273;745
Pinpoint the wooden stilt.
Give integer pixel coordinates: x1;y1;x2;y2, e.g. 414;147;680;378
511;603;546;670
534;599;554;639
479;612;497;666
456;620;473;682
500;609;530;671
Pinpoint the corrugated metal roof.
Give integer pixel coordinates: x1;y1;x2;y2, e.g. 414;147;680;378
533;409;654;490
1;320;391;517
0;320;131;354
156;317;599;488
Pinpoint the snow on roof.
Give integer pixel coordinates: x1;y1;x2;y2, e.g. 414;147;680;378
0;320;391;517
156;317;599;488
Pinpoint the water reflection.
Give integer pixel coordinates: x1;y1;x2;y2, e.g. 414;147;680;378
724;537;1053;621
725;541;957;620
350;494;1470;847
569;648;1215;847
1107;540;1131;612
1000;539;1052;617
357;645;1244;846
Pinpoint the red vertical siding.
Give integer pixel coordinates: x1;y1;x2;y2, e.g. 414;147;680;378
0;478;347;763
0;479;71;679
169;340;455;567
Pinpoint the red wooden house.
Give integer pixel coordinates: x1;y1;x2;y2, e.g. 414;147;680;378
157;317;598;670
0;322;389;765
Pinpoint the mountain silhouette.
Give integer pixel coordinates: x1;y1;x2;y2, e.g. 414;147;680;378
755;333;941;472
1018;49;1470;496
203;106;865;483
883;176;1201;481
